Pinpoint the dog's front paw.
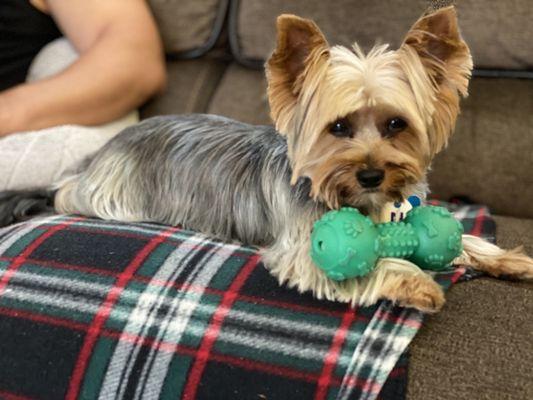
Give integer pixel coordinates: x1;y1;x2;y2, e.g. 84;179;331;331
396;281;445;313
382;273;445;313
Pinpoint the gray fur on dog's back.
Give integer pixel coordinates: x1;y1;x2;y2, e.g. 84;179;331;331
57;114;316;246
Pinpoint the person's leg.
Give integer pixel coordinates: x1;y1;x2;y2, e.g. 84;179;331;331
0;38;138;191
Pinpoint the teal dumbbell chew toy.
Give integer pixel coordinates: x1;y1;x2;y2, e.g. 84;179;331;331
310;206;464;281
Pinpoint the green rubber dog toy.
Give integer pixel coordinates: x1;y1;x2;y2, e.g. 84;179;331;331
310;206;464;281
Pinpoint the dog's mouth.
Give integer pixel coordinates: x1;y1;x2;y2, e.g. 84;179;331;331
339;187;383;210
340;185;383;200
362;188;380;194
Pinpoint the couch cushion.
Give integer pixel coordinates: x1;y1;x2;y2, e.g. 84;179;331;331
141;58;228;118
148;0;228;57
229;0;533;70
429;78;533;219
408;278;533;400
457;0;533;70
229;0;426;67
208;63;271;124
493;215;533;254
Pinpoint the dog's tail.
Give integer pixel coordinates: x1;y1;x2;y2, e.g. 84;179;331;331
0;189;56;227
456;234;533;280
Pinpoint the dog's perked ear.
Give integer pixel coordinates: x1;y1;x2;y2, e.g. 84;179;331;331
266;14;329;134
399;6;473;155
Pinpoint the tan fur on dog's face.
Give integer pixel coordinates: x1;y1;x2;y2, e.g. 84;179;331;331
266;6;473;211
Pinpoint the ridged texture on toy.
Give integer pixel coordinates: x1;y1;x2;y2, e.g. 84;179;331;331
376;222;418;259
310;207;379;280
404;206;464;270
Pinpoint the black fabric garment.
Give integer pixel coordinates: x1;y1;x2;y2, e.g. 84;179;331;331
0;0;62;91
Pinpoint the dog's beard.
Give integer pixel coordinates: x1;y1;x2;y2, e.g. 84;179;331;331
303;159;422;213
340;186;409;216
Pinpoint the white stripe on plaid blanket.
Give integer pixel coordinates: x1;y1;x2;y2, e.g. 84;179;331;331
19;216;256;255
0;224;25;243
0;215;65;254
66;220;257;254
1;285;101;314
5;269;117;297
336;303;422;400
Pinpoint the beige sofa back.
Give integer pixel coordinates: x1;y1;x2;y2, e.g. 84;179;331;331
230;0;533;70
148;0;228;57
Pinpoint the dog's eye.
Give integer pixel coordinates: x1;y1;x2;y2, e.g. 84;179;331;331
328;119;352;138
384;117;408;136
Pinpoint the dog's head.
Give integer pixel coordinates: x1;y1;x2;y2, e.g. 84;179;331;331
265;6;472;211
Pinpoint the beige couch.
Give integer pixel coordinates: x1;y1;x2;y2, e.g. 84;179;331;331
142;1;533;398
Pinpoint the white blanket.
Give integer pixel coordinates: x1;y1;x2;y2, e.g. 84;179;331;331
0;38;138;191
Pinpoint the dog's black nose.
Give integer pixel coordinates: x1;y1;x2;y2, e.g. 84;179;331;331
356;169;384;188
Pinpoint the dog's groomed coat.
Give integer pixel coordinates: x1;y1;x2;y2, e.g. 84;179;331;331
2;6;533;312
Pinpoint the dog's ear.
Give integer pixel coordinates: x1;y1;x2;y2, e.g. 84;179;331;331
400;6;473;154
266;14;329;133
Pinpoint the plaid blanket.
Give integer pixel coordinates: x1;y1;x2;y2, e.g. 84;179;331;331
0;202;495;400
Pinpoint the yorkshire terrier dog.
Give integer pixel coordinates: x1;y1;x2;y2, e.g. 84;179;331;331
1;6;532;312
